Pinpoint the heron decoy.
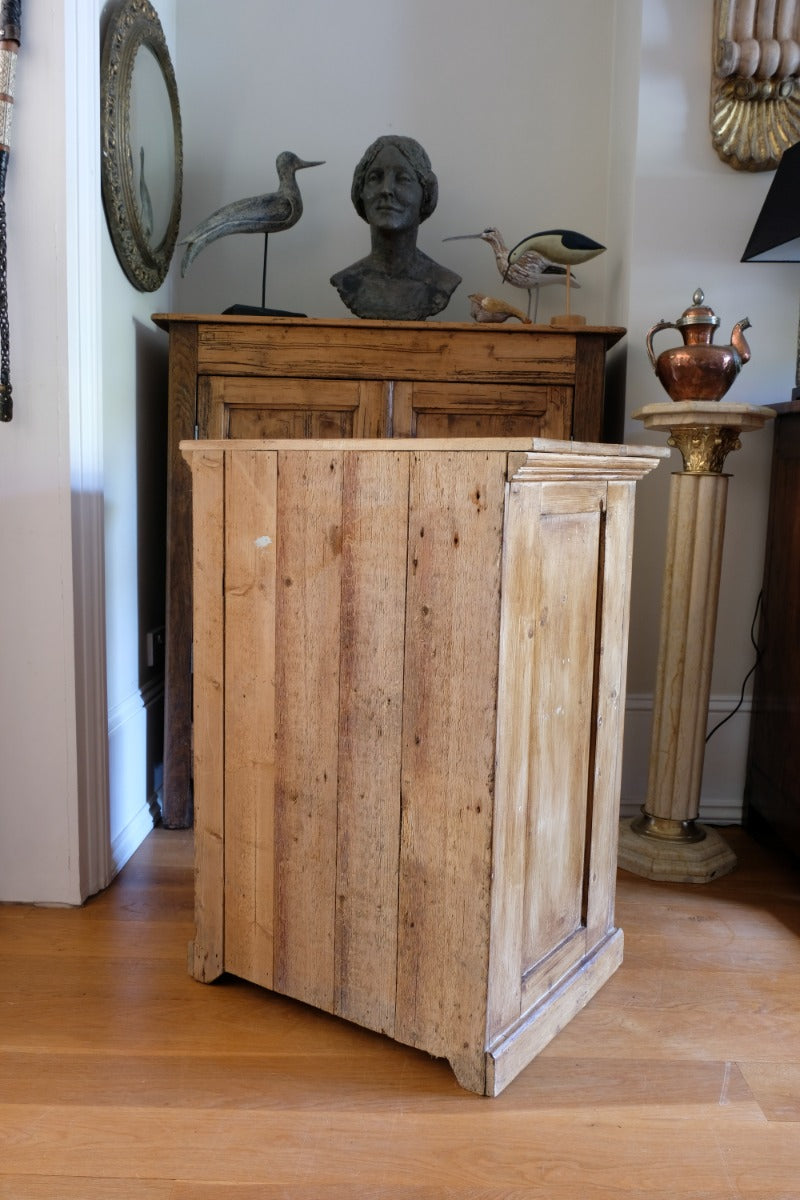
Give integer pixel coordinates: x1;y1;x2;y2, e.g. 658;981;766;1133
468;292;531;324
138;147;153;241
179;151;324;276
505;230;605;324
443;227;577;321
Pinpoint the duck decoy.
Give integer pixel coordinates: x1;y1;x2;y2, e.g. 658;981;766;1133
505;229;605;325
468;292;531;324
443;227;577;321
179;151;324;276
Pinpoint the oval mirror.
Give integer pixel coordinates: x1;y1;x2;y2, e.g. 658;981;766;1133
101;0;183;291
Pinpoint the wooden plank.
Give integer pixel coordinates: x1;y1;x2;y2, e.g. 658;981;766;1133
571;333;606;441
163;321;199;828
334;449;409;1034
352;381;389;437
272;449;343;1010
185;447;225;981
223;449;278;988
395;449;507;1094
194;322;586;384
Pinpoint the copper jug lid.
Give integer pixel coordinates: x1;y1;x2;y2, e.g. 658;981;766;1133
675;288;720;329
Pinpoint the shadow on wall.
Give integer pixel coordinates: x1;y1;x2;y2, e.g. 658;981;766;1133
134;317;168;819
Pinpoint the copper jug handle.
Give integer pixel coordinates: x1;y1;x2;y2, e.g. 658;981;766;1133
645;320;678;370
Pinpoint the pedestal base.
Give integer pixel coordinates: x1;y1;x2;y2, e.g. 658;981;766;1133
617;818;737;883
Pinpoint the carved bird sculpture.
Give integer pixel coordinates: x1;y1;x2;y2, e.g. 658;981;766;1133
505;229;605;323
179;151;324;276
468;292;531;324
443;227;577;321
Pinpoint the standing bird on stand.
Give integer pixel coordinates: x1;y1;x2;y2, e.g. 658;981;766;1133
179;151;324;278
505;229;605;326
443;227;577;321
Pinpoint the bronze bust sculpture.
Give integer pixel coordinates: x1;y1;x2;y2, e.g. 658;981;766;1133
331;135;461;320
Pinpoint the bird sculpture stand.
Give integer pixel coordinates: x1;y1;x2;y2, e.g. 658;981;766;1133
506;229;605;327
224;233;302;317
179;151;323;315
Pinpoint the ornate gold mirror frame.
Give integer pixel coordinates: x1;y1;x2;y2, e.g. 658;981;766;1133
101;0;182;290
711;0;800;170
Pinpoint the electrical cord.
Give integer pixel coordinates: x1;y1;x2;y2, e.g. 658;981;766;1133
705;589;763;743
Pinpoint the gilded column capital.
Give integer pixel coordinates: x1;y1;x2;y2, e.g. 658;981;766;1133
667;424;742;473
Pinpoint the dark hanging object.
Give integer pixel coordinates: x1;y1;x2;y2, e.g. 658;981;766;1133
0;0;20;423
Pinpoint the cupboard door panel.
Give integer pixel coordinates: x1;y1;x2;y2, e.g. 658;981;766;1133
488;479;606;1039
202;377;388;439
394;382;570;439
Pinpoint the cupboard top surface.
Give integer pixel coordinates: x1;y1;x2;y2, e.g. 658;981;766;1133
152;312;626;346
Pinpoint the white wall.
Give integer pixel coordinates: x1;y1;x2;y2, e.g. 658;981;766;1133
101;0;177;876
620;0;791;820
173;0;621;327
0;1;87;903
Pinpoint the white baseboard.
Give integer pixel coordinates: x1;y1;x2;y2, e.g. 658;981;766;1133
620;693;751;826
109;800;157;876
106;679;163;880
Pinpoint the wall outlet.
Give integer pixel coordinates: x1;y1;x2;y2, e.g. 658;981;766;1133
146;625;166;670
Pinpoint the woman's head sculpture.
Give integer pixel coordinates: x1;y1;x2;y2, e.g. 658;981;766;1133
331;134;460;321
351;136;439;224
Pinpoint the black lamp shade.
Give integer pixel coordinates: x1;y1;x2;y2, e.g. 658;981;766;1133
742;141;800;262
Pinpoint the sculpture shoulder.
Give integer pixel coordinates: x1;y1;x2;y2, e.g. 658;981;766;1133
330;252;461;321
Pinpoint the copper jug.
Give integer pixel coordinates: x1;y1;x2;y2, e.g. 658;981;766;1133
645;289;751;402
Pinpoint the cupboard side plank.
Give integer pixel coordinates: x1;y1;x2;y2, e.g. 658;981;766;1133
186;448;225;981
521;494;602;968
334;450;409;1034
164;322;199;829
395;450;506;1095
223;450;278;988
584;480;637;941
273;450;344;1011
571;335;605;442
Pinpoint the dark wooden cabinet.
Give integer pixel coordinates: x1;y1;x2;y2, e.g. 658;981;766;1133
154;313;626;828
745;399;800;859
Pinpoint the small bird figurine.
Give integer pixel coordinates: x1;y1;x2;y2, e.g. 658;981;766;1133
443;227;577;321
179;151;324;276
468;292;531;324
505;230;605;325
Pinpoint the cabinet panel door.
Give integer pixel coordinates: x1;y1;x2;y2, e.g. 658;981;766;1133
393;382;571;439
200;376;388;439
487;478;607;1041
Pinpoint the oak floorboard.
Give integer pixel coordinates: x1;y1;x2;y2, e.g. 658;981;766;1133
0;826;797;1199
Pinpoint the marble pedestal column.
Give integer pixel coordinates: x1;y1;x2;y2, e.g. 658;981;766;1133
618;401;774;883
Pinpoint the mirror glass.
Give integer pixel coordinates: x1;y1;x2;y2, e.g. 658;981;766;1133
129;45;175;249
101;0;183;291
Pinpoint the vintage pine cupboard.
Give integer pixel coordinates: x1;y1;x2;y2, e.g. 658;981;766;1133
156;314;626;828
182;436;663;1096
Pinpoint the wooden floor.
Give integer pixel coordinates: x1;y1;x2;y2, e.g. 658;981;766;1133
1;825;799;1199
